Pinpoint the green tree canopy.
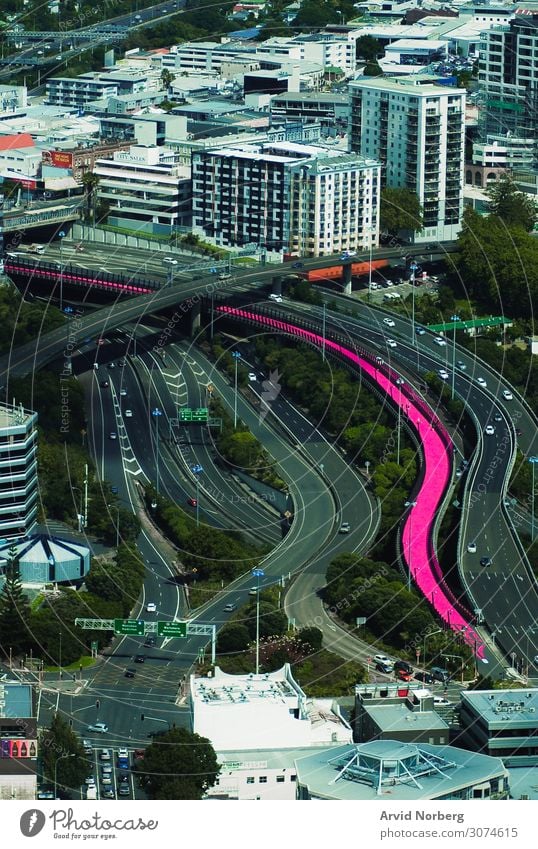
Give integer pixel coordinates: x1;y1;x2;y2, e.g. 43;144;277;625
139;728;219;799
380;187;423;235
487;175;537;232
40;713;90;795
356;35;381;61
0;546;32;655
363;60;383;77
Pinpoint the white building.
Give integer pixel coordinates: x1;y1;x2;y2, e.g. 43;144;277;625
46;69;155;109
0;403;38;539
0;85;27;113
192;140;380;257
191;665;352;800
350;76;466;242
94;144;191;235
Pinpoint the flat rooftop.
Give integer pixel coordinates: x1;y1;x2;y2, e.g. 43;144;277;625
365;701;449;731
0;682;33;718
0;403;35;431
461;689;538;726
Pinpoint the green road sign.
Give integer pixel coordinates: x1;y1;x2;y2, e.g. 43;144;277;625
157;621;187;637
91;641;99;651
114;619;145;636
179;407;208;423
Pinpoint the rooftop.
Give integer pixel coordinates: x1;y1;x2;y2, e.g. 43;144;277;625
0;683;33;719
0;403;36;431
461;689;538;726
294;740;509;800
365;701;449;732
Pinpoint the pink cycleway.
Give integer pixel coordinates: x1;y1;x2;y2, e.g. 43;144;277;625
218;306;486;660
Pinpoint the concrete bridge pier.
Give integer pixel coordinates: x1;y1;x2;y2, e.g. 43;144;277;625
341;263;353;295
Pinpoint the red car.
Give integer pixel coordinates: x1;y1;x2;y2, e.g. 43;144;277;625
187;497;197;507
396;669;412;682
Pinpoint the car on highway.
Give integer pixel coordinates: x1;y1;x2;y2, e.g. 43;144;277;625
386;339;397;348
480;556;492;567
485;424;495;436
125;409;133;417
125;668;136;678
292;262;304;269
415;326;426;335
339;522;351;533
494;412;503;422
456;360;467;371
163;257;178;264
433;697;451;706
100;381;109;388
109;432;117;440
433;336;447;346
248;372;257;382
134;654;146;663
120;388;127;397
249;587;257;596
374;654;392;666
414;671;433;684
383;318;395;327
395;377;405;386
467;542;477;554
268;293;283;303
438;369;449;380
146;602;157;612
144;636;156;647
476;377;487;388
223;603;236;612
87;723;108;734
340;250;356;259
502;389;513;400
375;356;384;365
109;362;115;369
187;497;198;507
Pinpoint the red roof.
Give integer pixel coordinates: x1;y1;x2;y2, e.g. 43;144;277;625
0;133;35;151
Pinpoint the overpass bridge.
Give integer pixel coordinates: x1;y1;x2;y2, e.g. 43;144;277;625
1;202;83;235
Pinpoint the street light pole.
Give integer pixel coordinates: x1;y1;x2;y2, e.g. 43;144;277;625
423;628;443;673
404;500;417;591
322;303;326;363
232;351;241;429
58;230;66;312
59;631;62;679
152;408;163;493
252;568;265;674
450;314;460;399
529;457;538;541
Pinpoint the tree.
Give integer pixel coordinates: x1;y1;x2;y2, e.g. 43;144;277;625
380;187;423;236
161;68;176;90
138;728;219;799
81;171;100;225
217;623;251;654
40;713;89;796
487;175;537;231
363;60;383;77
356;36;381;62
0;546;32;656
297;627;323;652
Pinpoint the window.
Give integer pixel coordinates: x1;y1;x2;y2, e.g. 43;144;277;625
246;777;255;784
290;775;297;781
259;776;267;784
276;775;285;783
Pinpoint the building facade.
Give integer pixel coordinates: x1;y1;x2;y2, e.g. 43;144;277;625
94;144;191;234
350;77;466;242
0;403;38;539
459;689;538;763
192;140;380;256
0;683;37;800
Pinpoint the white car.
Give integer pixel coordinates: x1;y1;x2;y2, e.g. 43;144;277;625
125;409;133;418
268;293;282;303
476;377;487;388
386;339;397;348
109;432;117;440
485;424;495;435
467;542;477;554
101;774;112;785
248;373;257;382
374;654;392;665
163;257;178;265
120;389;127;397
146;602;157;613
100;748;111;760
438;369;449;380
87;723;108;733
339;522;351;534
433;336;447;346
502;389;513;400
117;748;129;759
383;318;396;328
433;697;451;706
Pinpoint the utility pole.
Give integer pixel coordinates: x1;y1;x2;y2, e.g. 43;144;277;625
232;351;241;428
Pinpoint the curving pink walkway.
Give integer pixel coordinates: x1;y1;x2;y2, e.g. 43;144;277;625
218;306;485;660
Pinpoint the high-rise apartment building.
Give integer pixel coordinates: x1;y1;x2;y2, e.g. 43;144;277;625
192;141;380;257
478;5;538;161
0;403;38;539
349;78;466;242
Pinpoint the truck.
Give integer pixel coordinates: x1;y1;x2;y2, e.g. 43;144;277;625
27;244;45;255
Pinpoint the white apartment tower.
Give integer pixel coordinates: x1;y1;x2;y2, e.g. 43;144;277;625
0;403;38;539
192;141;380;257
349;78;466;243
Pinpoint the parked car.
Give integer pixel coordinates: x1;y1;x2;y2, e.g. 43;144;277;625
100;749;111;761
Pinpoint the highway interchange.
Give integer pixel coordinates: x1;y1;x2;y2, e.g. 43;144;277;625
2;242;537;785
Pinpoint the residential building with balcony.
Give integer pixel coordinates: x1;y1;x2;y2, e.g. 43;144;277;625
350;76;466;242
192;140;380;257
46;70;152;109
0;403;38;540
93;144;191;235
